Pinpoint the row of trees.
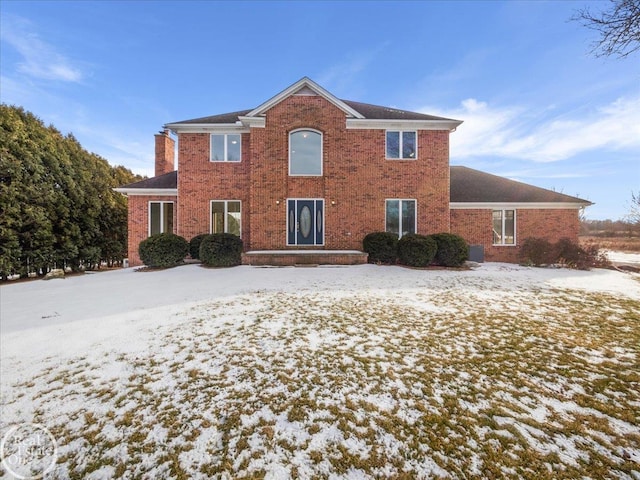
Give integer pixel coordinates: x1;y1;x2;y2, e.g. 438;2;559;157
0;105;143;280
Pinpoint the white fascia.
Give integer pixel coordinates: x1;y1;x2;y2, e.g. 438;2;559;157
113;188;178;196
347;118;463;131
238;116;266;128
450;202;588;210
246;77;365;119
163;123;250;134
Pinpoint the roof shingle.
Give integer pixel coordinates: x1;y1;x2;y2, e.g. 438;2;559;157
450;166;591;204
169;101;456;125
118;170;177;189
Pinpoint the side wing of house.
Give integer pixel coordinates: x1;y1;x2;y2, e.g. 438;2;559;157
113;170;178;266
449;166;592;263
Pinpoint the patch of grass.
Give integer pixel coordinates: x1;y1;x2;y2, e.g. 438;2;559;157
3;282;639;479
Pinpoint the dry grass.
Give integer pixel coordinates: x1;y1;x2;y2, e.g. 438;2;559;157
1;281;639;479
580;235;640;253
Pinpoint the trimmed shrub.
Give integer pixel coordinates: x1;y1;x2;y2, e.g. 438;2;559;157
363;232;398;264
397;234;438;267
519;237;555;266
200;233;243;267
189;233;209;260
430;233;469;267
138;233;189;268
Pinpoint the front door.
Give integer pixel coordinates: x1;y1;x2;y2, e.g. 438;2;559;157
287;199;324;246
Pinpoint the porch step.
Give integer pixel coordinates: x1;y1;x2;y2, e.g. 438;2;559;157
242;250;368;266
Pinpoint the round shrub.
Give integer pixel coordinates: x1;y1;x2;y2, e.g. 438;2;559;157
199;233;243;267
430;233;469;267
189;233;209;260
519;237;555;266
362;232;398;264
138;233;188;268
397;234;437;267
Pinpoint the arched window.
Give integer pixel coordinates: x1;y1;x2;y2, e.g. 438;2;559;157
289;129;322;176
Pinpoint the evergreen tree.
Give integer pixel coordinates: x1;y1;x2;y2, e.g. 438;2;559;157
0;104;142;279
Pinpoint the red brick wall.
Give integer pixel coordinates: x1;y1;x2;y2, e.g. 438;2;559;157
451;208;581;263
127;195;178;266
154;131;175;176
176;132;251;244
245;94;451;250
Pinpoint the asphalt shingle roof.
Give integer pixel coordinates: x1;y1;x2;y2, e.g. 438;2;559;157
119;166;590;207
171;101;454;124
450;166;591;204
119;170;177;189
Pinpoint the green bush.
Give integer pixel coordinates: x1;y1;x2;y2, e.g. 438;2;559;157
138;233;188;268
189;234;209;260
430;233;469;267
363;232;399;264
519;237;555;266
200;233;243;267
397;234;437;267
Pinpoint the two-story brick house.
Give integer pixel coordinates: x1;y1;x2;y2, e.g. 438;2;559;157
116;77;591;266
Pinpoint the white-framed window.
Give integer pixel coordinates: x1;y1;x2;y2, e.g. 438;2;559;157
211;134;241;162
211;200;242;236
386;199;416;237
493;209;515;245
386;131;417;159
289;129;322;176
149;201;174;236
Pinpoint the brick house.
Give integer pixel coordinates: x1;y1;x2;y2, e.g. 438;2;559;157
116;77;591;266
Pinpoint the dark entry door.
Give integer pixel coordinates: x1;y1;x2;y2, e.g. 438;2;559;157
287;199;324;246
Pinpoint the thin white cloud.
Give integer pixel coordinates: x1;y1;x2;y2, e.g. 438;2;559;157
1;15;83;82
424;95;640;162
316;43;390;95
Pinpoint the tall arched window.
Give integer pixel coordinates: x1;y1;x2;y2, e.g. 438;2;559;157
289;129;322;176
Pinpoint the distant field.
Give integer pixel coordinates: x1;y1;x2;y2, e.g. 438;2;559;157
580;235;640;253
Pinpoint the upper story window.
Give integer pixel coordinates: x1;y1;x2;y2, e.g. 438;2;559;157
211;134;241;162
289;129;322;176
386;131;417;159
493;209;515;245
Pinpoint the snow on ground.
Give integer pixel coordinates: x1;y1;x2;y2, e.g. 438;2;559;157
1;263;639;479
605;250;640;265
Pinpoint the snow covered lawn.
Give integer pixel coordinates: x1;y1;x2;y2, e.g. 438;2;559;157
1;263;639;479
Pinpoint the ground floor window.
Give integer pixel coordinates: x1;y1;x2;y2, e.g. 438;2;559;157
386;199;416;238
493;209;515;245
149;201;174;236
211;200;241;236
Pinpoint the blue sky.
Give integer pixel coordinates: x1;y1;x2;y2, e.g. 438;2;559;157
1;0;638;220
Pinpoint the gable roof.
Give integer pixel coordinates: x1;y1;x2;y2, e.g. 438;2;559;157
450;166;592;207
245;77;365;119
165;77;462;131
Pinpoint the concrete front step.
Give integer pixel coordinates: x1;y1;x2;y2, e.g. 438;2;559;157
242;250;368;266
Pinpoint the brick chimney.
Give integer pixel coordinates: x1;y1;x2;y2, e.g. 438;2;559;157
154;129;175;177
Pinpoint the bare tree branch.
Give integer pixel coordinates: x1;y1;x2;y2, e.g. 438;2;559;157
572;0;640;58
